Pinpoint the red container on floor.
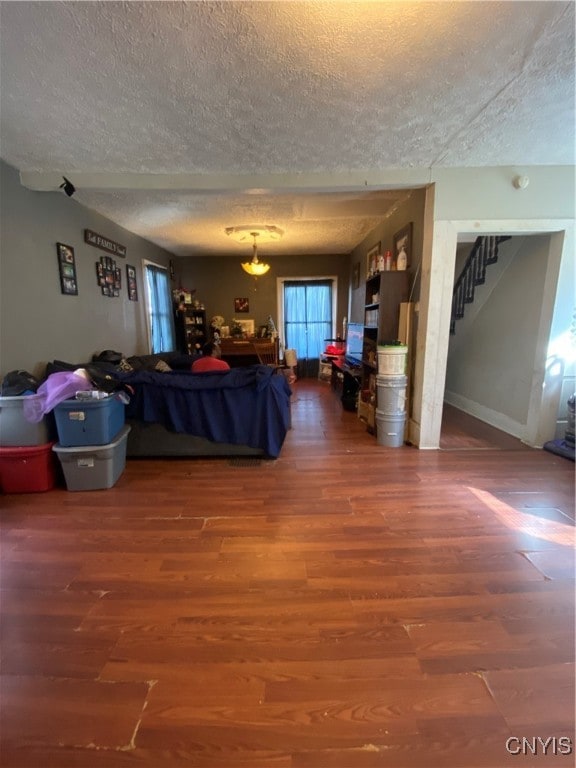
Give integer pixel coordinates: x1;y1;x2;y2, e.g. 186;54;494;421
0;442;57;493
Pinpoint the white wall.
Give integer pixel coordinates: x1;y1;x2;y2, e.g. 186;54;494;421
432;167;575;221
0;161;176;379
412;163;574;449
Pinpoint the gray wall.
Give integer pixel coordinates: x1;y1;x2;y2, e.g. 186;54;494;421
348;188;426;324
0;160;175;379
176;252;351;337
445;235;551;434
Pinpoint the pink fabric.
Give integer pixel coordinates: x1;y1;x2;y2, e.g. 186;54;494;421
23;370;93;422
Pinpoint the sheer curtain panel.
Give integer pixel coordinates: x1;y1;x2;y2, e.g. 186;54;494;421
145;264;175;353
283;281;332;377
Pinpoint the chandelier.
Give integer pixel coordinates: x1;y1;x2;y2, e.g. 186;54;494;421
225;225;283;276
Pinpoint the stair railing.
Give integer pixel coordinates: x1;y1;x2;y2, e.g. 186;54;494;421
450;235;511;334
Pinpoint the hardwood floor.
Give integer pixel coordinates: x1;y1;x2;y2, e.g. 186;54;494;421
440;403;534;451
1;379;574;767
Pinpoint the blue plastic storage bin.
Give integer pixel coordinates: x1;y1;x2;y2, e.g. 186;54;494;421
54;395;125;447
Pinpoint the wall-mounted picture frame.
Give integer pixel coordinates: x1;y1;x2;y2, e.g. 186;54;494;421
126;264;138;301
234;297;250;313
393;222;413;270
98;255;122;298
95;262;105;287
366;242;380;278
57;242;78;295
236;318;255;336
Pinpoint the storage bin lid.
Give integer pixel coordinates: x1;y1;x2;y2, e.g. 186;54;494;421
52;424;131;454
377;344;408;352
55;396;125;412
0;441;56;457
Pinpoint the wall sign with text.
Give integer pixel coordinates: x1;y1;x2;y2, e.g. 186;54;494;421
84;229;126;258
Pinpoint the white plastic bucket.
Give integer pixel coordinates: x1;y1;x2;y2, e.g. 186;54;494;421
377;345;407;375
376;374;407;415
375;410;406;447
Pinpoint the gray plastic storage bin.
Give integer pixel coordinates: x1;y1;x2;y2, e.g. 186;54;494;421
0;395;52;446
53;425;130;491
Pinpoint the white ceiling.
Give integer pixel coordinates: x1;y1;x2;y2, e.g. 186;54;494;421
1;1;574;257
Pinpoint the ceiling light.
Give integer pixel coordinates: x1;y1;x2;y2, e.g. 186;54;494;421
225;225;284;244
225;225;283;277
241;231;270;276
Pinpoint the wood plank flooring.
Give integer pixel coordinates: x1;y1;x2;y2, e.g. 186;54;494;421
1;380;574;767
440;403;533;451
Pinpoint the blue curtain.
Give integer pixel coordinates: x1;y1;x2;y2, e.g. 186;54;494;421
284;281;332;376
145;265;175;353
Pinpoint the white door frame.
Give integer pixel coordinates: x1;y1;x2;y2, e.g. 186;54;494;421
412;219;574;449
276;275;339;358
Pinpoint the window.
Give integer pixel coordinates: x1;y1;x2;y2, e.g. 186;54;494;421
278;278;337;377
143;262;175;353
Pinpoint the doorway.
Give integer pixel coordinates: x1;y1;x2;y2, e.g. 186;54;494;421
414;220;573;449
277;277;338;378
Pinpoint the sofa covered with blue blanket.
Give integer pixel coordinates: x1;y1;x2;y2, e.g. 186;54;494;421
44;354;292;459
120;364;291;459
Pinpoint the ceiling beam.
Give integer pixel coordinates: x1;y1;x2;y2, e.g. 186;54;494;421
19;169;433;194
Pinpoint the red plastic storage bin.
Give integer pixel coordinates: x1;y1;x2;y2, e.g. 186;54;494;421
0;442;57;493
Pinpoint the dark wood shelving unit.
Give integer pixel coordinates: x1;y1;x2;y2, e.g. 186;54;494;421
359;271;410;430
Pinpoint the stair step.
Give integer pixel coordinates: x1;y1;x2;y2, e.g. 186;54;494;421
451;235;506;331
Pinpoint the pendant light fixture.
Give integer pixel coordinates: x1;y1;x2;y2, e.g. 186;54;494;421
225;225;283;276
242;231;270;276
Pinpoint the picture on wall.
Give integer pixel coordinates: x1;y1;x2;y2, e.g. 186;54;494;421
126;264;138;301
96;262;106;287
56;242;78;295
97;255;122;298
234;297;249;313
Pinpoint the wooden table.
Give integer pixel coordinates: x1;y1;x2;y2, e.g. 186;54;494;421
219;337;279;367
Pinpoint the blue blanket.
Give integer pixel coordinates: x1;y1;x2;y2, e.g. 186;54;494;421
119;365;291;458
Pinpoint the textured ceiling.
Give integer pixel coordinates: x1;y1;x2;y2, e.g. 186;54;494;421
1;1;574;256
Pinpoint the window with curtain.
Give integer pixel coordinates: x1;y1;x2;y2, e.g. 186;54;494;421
283;280;333;377
144;263;175;353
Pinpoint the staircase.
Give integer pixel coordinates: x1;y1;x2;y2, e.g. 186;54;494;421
450;236;511;334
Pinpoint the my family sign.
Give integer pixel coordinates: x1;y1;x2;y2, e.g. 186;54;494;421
84;229;126;258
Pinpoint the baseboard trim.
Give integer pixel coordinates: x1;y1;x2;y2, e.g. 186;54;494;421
444;391;527;442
